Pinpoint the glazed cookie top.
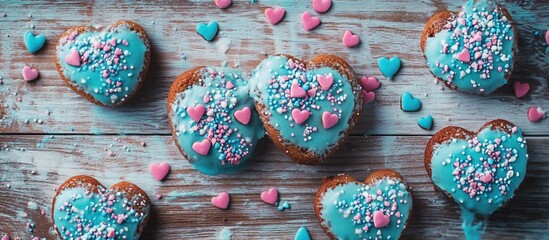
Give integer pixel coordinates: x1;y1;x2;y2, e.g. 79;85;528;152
57;23;148;106
430;124;528;215
53;185;149;239
250;55;357;156
319;177;412;239
170;67;264;175
424;0;516;94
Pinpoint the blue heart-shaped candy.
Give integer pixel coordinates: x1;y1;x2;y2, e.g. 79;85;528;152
418;115;433;130
24;31;46;53
56;22;149;106
196;21;219;42
294;227;311;240
378;56;401;79
428;121;528;216
318;174;412;239
401;92;421;112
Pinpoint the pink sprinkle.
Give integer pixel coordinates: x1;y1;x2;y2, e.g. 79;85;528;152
117;214;125;224
482;174;492;183
226;81;234;89
108;151;115;157
106;207;113;214
103;45;111;52
156;194;162;200
108;229;115;238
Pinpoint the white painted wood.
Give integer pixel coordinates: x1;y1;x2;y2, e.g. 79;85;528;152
1;135;549;239
0;0;547;135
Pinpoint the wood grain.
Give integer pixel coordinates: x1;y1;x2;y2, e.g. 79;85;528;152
1;135;549;239
0;0;548;239
0;0;547;135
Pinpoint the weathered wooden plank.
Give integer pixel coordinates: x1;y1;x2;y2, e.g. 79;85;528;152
0;0;547;135
1;135;548;239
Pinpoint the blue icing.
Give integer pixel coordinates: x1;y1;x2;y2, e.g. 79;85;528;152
320;178;412;240
53;187;148;240
57;24;148;106
424;0;516;94
250;55;357;156
170;67;264;175
430;125;528;216
460;207;486;240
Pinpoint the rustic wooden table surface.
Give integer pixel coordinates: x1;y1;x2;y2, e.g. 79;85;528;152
0;0;548;239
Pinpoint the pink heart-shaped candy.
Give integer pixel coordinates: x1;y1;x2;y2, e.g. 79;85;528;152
265;7;285;25
342;30;360;48
292;109;310;125
317;75;334;90
362;90;376;104
456;48;470;63
291;83;307;98
301;12;321;31
149;162;170;181
360;76;380;92
215;0;232;9
373;210;390;228
187;105;205;122
527;106;545;123
260;187;279;205
22;66;39;82
322;111;339;129
513;81;530;99
211;192;230;209
312;0;332;13
192;139;212;156
234;107;251;125
65;49;81;66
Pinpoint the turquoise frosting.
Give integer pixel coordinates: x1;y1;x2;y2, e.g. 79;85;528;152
460;207;486;240
57;24;148;106
53;187;148;240
424;0;516;94
249;55;357;156
430;125;528;216
319;177;412;240
170;67;264;175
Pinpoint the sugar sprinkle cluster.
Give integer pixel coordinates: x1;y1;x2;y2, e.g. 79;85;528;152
264;58;349;141
332;180;409;238
441;126;527;202
174;69;253;165
55;185;148;239
61;29;139;104
434;2;514;92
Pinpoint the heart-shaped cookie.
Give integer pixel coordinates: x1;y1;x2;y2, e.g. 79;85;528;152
425;119;528;216
55;20;151;106
52;175;150;240
421;0;517;94
314;170;413;240
249;54;362;165
168;67;264;175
